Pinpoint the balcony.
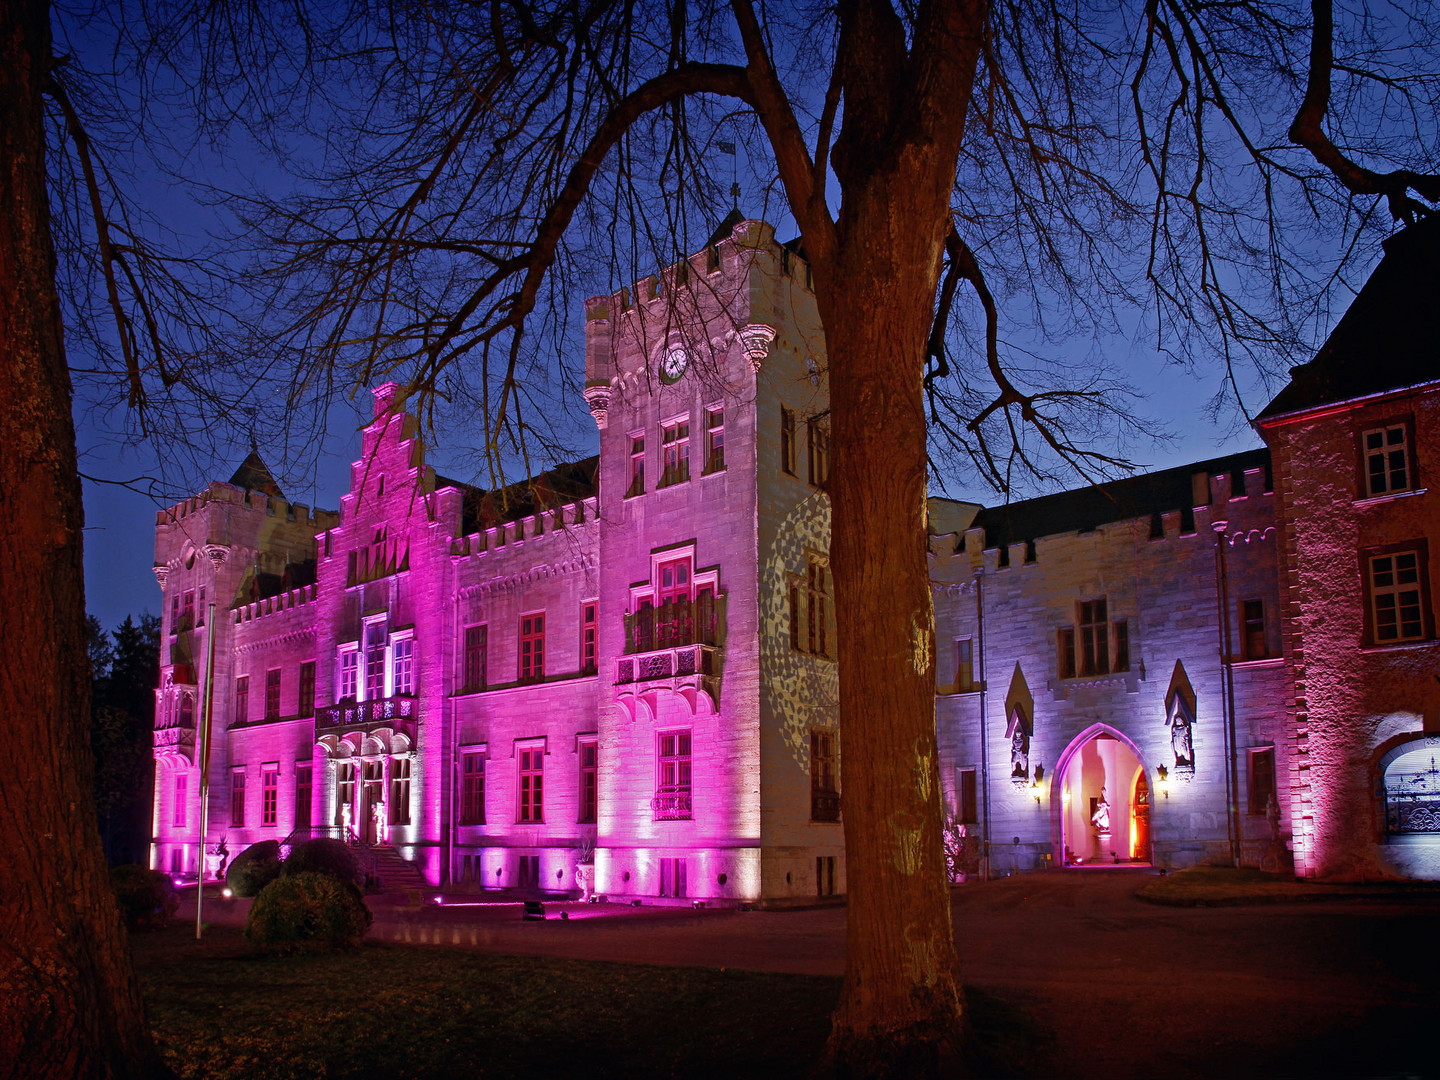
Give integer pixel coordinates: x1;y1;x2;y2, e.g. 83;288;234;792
652;785;692;821
316;695;418;742
152;725;195;755
623;595;723;654
810;791;841;823
615;597;726;716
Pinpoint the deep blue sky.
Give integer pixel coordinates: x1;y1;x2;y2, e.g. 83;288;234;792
80;306;1275;633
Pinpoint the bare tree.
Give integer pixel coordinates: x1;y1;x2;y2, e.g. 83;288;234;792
6;0;1438;1074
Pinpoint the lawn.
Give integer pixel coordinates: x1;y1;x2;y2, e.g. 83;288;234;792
1137;864;1440;906
133;923;1037;1078
133;924;835;1079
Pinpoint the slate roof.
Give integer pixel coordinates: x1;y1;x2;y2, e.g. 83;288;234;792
440;456;600;535
1258;216;1440;421
971;447;1272;550
228;451;285;498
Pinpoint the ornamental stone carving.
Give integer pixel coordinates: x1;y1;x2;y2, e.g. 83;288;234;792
583;383;612;429
153;565;169;588
739;324;777;373
204;544;230;570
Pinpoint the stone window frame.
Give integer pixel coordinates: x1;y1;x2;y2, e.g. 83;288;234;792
1360;539;1434;646
1354;414;1418;500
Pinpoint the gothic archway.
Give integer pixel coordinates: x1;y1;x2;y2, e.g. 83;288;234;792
1054;723;1152;866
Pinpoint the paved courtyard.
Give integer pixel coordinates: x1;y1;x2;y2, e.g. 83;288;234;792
191;870;1439;1078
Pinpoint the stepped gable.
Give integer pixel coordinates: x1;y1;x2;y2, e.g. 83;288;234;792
443;455;600;535
1259;216;1440;421
973;446;1271;549
228;450;285;498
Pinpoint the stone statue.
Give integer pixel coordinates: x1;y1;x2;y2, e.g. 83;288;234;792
1011;727;1029;778
1091;788;1111;834
341;802;353;837
375;799;388;844
1171;713;1194;768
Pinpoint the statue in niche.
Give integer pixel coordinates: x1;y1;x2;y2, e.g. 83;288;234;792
1091;788;1111;834
1010;727;1029;779
1171;713;1194;770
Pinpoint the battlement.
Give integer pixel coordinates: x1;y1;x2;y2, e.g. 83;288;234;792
233;582;319;624
450;495;599;559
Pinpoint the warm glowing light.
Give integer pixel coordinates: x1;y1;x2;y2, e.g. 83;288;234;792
221;887;233;899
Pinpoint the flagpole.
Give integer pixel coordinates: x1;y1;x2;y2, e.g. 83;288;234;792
195;600;218;939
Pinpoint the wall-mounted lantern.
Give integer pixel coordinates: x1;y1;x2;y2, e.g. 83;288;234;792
1032;762;1046;806
1156;764;1170;800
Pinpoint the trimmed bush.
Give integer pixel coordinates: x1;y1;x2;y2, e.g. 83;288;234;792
245;871;372;955
282;837;363;887
226;840;282;898
110;865;179;930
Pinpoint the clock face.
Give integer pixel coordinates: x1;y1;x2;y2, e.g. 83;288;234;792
660;345;690;383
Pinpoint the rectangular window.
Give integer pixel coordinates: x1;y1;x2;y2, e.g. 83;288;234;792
656;557;692;648
655;731;692;820
391;636;415;696
463;625;488;691
519;747;544;822
335;762;355;826
298;661;316;717
181;589;195;632
1079;599;1109;676
581;603;597;674
958;768;978;824
661;420;690;486
807;556;831;657
791;555;833;658
234;676;250;723
579;741;598;824
781;407;796;475
811;730;840;822
389;757;411;825
460;752;486;825
628;435;645;497
265;669;282;720
1370;550;1426;643
294;764;312;830
170;594;180;637
261;764;279;826
196;586;206;627
339;648;359;701
1112;619;1130;672
364;623;386;700
807;417;830;489
173;773;187;828
230;768;246;827
816;856;835;898
1363;423;1412;497
1248;748;1276;815
1241;599;1267;660
705;407;725;472
957;638;974;693
520;613;545;681
1057;627;1076;679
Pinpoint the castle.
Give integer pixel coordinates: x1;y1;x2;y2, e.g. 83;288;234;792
149;216;1440;898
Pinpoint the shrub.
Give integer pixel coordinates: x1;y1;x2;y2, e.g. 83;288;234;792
282;837;362;887
226;840;282;898
245;871;372;955
110;865;179;930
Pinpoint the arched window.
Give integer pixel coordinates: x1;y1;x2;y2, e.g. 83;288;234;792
179;694;194;728
1384;746;1440;835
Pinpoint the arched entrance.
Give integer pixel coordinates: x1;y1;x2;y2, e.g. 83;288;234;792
1056;724;1152;866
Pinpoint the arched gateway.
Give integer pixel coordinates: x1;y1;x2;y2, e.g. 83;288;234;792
1053;723;1152;866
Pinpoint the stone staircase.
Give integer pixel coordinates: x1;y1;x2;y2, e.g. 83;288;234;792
368;845;430;892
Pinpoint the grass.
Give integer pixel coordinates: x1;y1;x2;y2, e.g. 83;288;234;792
1137;865;1440;906
133;924;1041;1078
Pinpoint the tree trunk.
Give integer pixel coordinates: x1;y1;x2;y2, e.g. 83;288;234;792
0;2;166;1076
812;4;986;1072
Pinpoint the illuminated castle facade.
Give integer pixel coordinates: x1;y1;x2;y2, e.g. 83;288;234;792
149;218;1440;896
